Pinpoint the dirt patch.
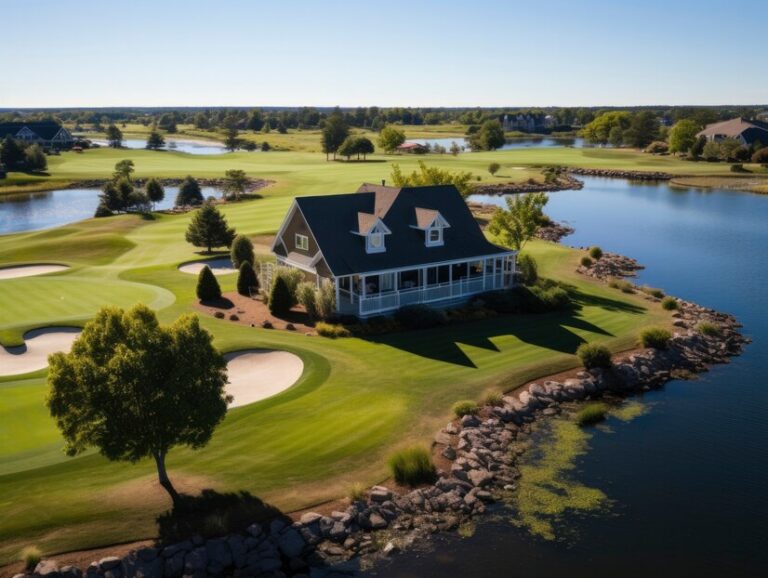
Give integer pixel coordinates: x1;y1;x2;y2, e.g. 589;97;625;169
0;264;69;280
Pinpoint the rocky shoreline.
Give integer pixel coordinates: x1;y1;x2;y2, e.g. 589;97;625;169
471;174;583;195
568;168;672;180
576;250;644;278
18;287;748;578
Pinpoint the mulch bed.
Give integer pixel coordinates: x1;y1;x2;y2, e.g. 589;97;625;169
194;291;316;334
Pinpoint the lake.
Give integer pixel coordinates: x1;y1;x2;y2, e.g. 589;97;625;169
88;137;227;155
412;136;585;152
373;178;768;577
0;186;222;234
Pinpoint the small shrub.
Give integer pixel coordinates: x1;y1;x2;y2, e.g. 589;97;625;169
296;281;318;319
388;447;437;486
640;327;672;349
516;253;538;285
21;546;42;571
751;146;768;165
483;390;504;407
316;321;351;338
286;323;296;331
230;234;255;268
237;261;259;297
348;482;366;502
229;314;239;321
661;296;678;310
697;321;722;337
580;256;593;268
261;320;273;329
315;280;336;320
576;342;613;369
196;266;221;301
730;163;746;173
526;283;571;311
94;202;113;218
575;402;609;426
393;304;447;330
588;246;603;260
272;267;303;305
268;276;293;316
639;285;664;299
488;162;501;176
452;400;479;418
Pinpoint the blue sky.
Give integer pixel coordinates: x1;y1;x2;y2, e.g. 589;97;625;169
2;0;766;108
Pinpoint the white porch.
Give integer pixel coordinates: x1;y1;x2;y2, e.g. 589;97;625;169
334;254;516;317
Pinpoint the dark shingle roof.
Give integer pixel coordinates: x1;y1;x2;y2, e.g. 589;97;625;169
697;117;768;145
295;185;511;277
0;121;67;141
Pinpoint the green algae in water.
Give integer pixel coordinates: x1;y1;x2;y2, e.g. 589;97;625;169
610;400;649;422
510;419;608;541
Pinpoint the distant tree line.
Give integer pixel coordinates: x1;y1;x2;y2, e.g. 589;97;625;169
0;136;47;173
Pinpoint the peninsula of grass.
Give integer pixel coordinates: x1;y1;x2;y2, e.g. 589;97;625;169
0;151;675;563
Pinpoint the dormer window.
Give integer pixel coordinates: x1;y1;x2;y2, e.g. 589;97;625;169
354;212;392;254
413;208;450;247
367;231;384;253
426;227;443;246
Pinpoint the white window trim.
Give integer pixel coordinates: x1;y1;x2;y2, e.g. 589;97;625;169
366;231;386;253
425;226;444;247
295;233;309;251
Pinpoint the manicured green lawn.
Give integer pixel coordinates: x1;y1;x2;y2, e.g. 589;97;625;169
0;143;680;563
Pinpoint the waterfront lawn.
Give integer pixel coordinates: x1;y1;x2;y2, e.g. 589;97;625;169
0;202;671;561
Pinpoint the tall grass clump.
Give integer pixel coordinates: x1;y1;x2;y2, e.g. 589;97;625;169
608;277;634;293
316;322;351;338
697;321;722;337
388;447;437;486
588;246;603;260
483;389;504;407
453;400;479;417
575;402;609;426
348;482;366;502
639;285;664;299
639;327;672;349
661;296;679;311
580;256;593;268
576;343;613;369
20;546;42;571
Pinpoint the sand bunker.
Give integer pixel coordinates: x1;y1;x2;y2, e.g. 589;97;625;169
0;264;69;280
0;327;81;376
224;350;304;408
178;258;237;276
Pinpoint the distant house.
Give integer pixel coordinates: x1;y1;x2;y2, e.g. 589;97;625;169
0;121;74;150
697;118;768;147
397;142;429;154
271;183;517;317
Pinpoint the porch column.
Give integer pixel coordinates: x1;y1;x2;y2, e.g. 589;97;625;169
492;258;497;289
448;264;453;296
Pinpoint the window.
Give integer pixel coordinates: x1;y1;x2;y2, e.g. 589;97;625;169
366;231;386;253
295;233;309;251
425;226;444;247
369;232;382;248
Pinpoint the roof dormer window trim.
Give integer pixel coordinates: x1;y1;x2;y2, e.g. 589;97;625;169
426;226;444;247
351;216;391;254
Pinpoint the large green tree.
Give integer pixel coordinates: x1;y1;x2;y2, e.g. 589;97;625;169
487;192;549;251
47;305;230;505
624;111;659;149
321;110;349;160
146;130;165;150
222;169;248;201
581;111;631;145
668;119;701;154
175;175;204;206
24;144;47;172
106;124;123;148
469;119;505;151
377;125;406;153
185;201;236;253
390;161;475;196
0;136;26;169
145;178;165;209
113;159;135;181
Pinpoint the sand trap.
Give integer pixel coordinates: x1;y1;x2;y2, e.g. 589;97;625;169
178;258;237;276
0;264;69;280
224;350;304;408
0;327;81;376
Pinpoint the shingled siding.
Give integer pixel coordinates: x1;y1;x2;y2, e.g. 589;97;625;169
281;206;320;256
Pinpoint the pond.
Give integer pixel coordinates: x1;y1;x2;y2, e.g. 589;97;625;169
411;136;585;152
88;137;227;155
0;186;222;234
374;178;768;577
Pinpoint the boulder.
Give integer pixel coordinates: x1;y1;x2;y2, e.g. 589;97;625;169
367;512;388;530
34;561;61;578
369;486;393;503
468;469;494;487
98;558;122;572
277;527;306;559
300;512;323;525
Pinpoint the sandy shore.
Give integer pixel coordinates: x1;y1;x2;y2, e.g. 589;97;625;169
0;327;80;376
224;350;304;408
178;258;237;276
0;265;69;280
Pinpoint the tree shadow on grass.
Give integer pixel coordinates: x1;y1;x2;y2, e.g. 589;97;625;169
156;489;290;545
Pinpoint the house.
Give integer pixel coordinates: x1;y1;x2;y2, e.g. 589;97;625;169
0;121;74;150
396;142;430;154
271;183;517;317
697;118;768;147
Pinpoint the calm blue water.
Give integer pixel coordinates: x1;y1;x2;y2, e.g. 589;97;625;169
89;137;227;155
413;136;585;151
0;186;222;234
376;178;768;577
